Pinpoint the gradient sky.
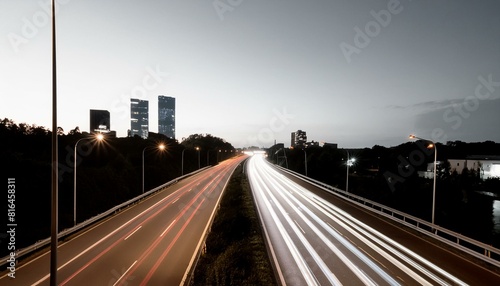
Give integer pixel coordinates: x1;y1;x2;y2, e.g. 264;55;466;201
2;0;500;148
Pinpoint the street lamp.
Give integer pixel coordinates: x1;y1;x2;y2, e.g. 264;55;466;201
345;150;355;192
409;134;437;225
74;133;104;226
303;149;308;176
196;147;200;169
142;143;165;194
181;149;186;176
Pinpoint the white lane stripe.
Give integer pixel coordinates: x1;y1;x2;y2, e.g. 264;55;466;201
32;176;201;286
282;186;403;285
313;196;467;286
248;157;321;286
124;226;142;240
251;157;342;286
171;197;180;204
262;166;402;285
112;260;137;286
256;162;371;286
265;162;434;285
294;220;306;234
160;220;176;237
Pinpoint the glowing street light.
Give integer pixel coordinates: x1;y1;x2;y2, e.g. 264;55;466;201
409;134;437;226
142;143;166;194
74;133;104;226
345;150;355;192
196;147;200;169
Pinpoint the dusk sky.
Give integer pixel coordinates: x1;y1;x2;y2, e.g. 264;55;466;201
2;0;500;148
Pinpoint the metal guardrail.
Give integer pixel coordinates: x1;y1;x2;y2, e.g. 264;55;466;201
1;167;210;267
274;164;500;269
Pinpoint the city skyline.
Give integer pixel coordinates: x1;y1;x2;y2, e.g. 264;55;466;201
1;1;500;148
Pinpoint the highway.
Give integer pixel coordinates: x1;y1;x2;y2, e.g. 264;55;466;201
0;155;246;286
246;154;500;285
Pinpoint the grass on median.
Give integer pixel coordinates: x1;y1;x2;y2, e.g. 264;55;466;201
190;163;277;286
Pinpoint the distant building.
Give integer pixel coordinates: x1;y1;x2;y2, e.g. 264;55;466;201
158;96;175;139
306;141;320;147
448;156;500;179
321;142;338;149
291;130;307;148
418;155;500;180
130;98;149;139
89;109;110;134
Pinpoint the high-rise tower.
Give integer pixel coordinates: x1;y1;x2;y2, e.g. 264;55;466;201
130;98;149;139
158;95;175;139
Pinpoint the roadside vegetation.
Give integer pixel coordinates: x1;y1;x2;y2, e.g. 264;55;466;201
191;163;277;286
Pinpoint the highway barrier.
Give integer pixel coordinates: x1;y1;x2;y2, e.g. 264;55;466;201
0;167;210;268
274;164;500;269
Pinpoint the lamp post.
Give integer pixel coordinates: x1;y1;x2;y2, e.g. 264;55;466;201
74;133;104;226
142;143;165;194
196;147;200;169
409;134;437;225
344;150;356;193
303;149;308;176
282;148;289;168
181;149;186;176
346;150;349;192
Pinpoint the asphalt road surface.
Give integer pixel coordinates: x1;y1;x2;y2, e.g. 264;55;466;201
246;154;500;286
1;155;246;286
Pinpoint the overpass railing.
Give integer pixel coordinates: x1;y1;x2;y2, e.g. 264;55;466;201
274;164;500;269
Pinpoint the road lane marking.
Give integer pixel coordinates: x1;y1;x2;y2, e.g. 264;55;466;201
160;220;176;237
121;164;236;284
112;260;137;286
171;197;180;204
124;226;142;240
294;220;306;234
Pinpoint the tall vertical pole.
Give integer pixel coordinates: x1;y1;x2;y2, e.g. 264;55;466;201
346;150;350;193
74;140;78;226
50;0;58;284
181;149;185;176
142;147;146;194
197;148;200;169
432;145;437;226
303;149;307;176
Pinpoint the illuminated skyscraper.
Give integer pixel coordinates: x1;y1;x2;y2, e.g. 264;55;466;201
130;98;149;139
291;130;307;148
158;95;175;139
